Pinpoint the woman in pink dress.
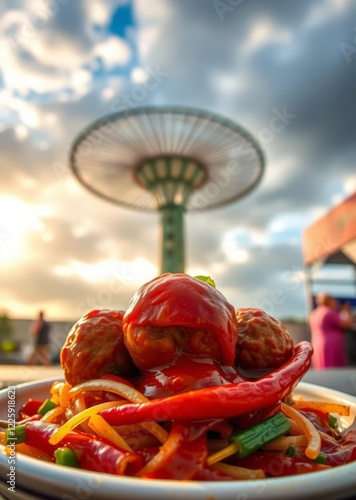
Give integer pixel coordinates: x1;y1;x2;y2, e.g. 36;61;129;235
309;293;352;369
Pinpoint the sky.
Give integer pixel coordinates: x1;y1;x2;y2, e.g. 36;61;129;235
0;0;356;322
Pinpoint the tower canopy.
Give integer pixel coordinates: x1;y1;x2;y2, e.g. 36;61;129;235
70;106;265;272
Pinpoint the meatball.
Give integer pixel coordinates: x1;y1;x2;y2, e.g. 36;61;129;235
123;273;238;370
124;324;223;371
60;309;138;386
235;308;293;370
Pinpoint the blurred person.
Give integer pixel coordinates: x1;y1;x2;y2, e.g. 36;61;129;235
309;293;352;370
343;303;356;366
28;310;51;366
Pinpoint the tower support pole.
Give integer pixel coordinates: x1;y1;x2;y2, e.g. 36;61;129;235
160;204;185;273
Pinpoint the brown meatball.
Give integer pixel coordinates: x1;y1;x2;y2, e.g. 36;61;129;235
235;308;293;370
124;324;223;371
60;309;138;386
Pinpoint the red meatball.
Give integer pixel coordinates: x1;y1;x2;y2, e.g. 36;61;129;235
235;308;293;370
122;273;238;370
60;309;138;386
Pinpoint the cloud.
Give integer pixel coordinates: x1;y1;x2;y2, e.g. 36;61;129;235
86;0;130;27
93;36;132;67
0;0;132;146
240;18;294;54
0;0;355;324
216;242;307;319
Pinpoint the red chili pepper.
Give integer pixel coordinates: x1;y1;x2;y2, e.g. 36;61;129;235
17;414;42;425
17;421;143;476
73;439;143;476
16;421;89;456
101;341;313;425
18;399;44;419
122;273;238;367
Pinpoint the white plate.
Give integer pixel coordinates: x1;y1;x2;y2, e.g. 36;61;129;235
0;378;355;500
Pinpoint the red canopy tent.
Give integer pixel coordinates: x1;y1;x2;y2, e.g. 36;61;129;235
302;192;356;309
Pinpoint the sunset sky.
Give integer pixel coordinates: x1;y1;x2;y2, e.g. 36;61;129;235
1;0;356;322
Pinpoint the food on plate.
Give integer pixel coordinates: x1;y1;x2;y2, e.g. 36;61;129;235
123;273;238;370
60;309;138;386
235;307;294;370
1;273;355;481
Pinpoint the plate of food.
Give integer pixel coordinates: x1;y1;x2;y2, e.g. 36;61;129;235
0;274;356;500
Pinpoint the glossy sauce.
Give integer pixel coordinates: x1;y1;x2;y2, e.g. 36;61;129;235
136;353;246;399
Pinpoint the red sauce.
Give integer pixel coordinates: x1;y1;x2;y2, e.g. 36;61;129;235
136;353;246;399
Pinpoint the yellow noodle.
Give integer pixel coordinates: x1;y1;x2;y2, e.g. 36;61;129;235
281;402;321;460
286;417;303;434
262;435;308;450
287;417;338;445
40;406;64;423
207;443;238;466
212;462;265;479
48;401;124;445
139;421;168;444
68;380;168;443
88;414;132;451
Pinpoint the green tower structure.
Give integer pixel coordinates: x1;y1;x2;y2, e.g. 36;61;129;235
70;106;264;274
